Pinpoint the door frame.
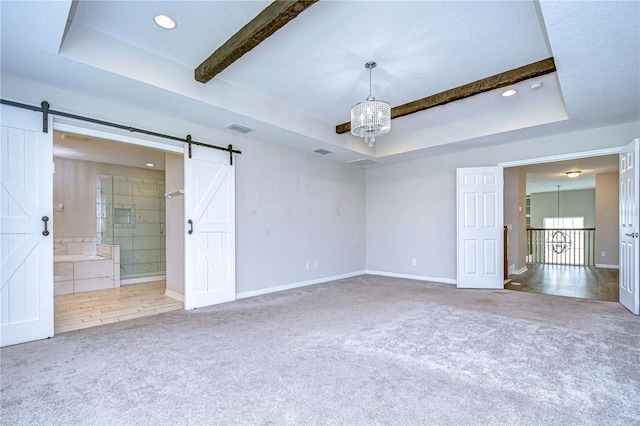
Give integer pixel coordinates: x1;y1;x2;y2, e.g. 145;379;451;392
497;147;625;288
52;119;186;305
499;147;624;263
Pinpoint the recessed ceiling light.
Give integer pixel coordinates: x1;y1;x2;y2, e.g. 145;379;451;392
502;89;517;97
146;163;155;167
530;82;543;91
154;14;176;29
566;170;581;178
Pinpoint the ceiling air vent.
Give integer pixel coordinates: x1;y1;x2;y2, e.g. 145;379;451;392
313;149;332;155
349;158;380;167
226;124;254;134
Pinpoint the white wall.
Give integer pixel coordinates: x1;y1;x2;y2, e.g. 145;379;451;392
366;122;638;282
235;139;365;294
595;172;619;267
530;189;596;228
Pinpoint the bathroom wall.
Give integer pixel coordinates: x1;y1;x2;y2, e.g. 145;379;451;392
53;157;164;237
165;153;185;298
53;157;166;280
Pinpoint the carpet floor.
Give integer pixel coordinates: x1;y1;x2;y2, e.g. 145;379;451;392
1;275;639;425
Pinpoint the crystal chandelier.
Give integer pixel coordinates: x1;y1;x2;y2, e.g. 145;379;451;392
350;61;391;147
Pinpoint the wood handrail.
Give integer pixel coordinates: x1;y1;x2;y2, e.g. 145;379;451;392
527;227;596;231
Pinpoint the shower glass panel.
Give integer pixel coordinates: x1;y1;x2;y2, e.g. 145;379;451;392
98;175;166;280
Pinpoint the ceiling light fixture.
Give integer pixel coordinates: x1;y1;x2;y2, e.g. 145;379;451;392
350;61;391;147
146;163;155;167
566;170;581;178
154;14;176;29
530;82;543;91
502;89;517;97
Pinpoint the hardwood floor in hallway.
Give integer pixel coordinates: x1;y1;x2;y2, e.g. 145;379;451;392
55;281;183;333
505;264;619;302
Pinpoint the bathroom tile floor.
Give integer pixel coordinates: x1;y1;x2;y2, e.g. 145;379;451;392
55;281;183;333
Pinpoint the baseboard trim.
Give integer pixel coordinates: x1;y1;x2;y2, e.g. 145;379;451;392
507;266;527;275
236;270;367;300
165;289;184;303
596;264;619;269
365;270;456;285
121;275;166;285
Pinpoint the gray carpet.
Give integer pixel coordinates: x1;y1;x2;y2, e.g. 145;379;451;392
1;275;639;425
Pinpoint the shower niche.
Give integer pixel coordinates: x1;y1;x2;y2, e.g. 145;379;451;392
97;174;166;281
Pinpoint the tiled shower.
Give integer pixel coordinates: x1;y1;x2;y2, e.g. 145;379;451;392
97;175;166;280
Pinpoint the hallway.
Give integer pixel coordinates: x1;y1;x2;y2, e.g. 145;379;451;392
505;264;619;302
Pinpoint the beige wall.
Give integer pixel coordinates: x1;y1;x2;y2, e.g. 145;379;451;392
164;153;184;297
53;157;165;238
530;189;596;228
518;167;527;272
595;172;619;267
504;167;527;274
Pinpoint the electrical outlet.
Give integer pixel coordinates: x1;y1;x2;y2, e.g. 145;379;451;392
305;262;310;270
601;251;606;257
412;259;417;266
314;261;319;269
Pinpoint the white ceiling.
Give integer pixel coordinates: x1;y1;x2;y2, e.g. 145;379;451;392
1;1;639;167
53;131;167;170
520;154;619;194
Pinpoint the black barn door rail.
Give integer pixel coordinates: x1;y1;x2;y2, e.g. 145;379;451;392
0;99;241;165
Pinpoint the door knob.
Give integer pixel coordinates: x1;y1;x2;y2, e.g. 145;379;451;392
625;232;639;238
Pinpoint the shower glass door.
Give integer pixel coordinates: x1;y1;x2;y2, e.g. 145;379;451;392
98;175;166;280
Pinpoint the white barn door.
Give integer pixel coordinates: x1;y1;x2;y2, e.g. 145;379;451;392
456;167;504;289
619;138;639;315
184;145;235;310
0;105;53;347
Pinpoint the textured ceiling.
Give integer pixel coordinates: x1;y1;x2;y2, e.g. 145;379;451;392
1;0;638;168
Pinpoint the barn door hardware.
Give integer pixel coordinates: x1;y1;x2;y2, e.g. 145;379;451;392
41;216;50;236
0;99;242;161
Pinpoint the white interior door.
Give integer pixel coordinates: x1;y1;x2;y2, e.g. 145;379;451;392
184;145;235;309
1;105;53;346
619;138;639;315
456;167;504;289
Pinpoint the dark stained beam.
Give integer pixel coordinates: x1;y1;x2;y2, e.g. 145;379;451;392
195;0;319;83
336;57;556;134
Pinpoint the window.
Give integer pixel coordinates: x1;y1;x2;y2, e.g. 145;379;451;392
542;217;585;265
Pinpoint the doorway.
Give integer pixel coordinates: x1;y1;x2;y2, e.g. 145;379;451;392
501;151;621;302
52;130;183;332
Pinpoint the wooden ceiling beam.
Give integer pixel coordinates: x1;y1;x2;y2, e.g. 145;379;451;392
336;57;556;134
195;0;318;83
